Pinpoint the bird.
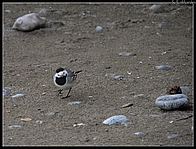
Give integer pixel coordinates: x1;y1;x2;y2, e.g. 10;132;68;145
53;67;82;98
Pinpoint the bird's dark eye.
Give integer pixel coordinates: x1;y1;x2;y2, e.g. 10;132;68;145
56;67;64;73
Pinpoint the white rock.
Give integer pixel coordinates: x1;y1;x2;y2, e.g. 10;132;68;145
134;132;145;138
149;5;162;13
103;115;128;126
155;65;172;70
95;26;103;32
11;93;25;98
3;87;12;97
155;94;189;110
12;13;47;31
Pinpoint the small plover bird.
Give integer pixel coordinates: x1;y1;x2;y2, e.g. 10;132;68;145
53;67;82;98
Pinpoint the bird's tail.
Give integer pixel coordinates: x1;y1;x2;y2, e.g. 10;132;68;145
75;70;83;74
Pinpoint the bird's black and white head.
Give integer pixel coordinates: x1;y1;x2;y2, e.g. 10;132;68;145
53;67;68;87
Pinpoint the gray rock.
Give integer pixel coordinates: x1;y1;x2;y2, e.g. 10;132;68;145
155;94;189;110
12;13;47;31
95;26;103;32
103;115;128;126
3;87;12;97
155;65;172;70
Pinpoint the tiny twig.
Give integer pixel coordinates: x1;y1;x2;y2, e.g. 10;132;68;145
175;115;193;121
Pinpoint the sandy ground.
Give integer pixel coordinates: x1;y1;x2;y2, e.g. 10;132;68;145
3;3;193;146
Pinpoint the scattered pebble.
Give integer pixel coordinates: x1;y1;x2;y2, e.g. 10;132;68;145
88;96;93;98
155;65;172;70
118;52;136;57
180;86;190;95
134;132;145;138
121;103;133;108
158;21;171;29
45;112;56;116
11;93;25;98
73;123;85;127
5;9;11;13
113;75;125;80
105;73;125;81
95;26;103;32
21;118;32;122
103;115;128;126
169;121;174;124
167;133;179;139
149;5;162;13
161;51;167;55
8;125;22;129
127;71;132;75
68;101;81;105
36;120;43;124
155;94;189;110
42;92;46;95
3;87;12;97
12;13;47;31
134;94;144;98
139;61;143;64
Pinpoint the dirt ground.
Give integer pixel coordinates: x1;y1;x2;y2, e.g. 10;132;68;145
3;3;193;146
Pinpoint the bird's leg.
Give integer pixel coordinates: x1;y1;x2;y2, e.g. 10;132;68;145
57;89;63;96
65;88;72;98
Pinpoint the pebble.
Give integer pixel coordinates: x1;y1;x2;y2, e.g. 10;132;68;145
158;21;171;29
118;52;136;57
95;26;103;32
134;94;144;98
155;94;189;110
155;65;172;70
8;125;22;129
45;112;56;116
134;132;145;138
121;103;133;108
73;123;85;127
68;101;81;105
5;9;11;13
36;120;43;124
113;75;125;80
180;86;190;95
11;93;25;98
3;87;12;97
103;115;128;126
12;13;47;31
167;133;179;139
20;118;32;122
149;5;162;13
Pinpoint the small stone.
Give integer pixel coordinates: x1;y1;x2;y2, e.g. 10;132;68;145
95;26;103;32
121;103;133;108
42;92;46;95
3;87;12;97
5;9;11;13
167;133;178;139
134;132;145;138
118;52;136;57
155;65;172;71
161;51;167;55
169;121;174;123
12;93;25;98
21;118;32;122
8;125;22;129
103;115;128;126
68;101;81;105
134;94;144;98
149;5;162;13
139;61;143;64
36;120;43;124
